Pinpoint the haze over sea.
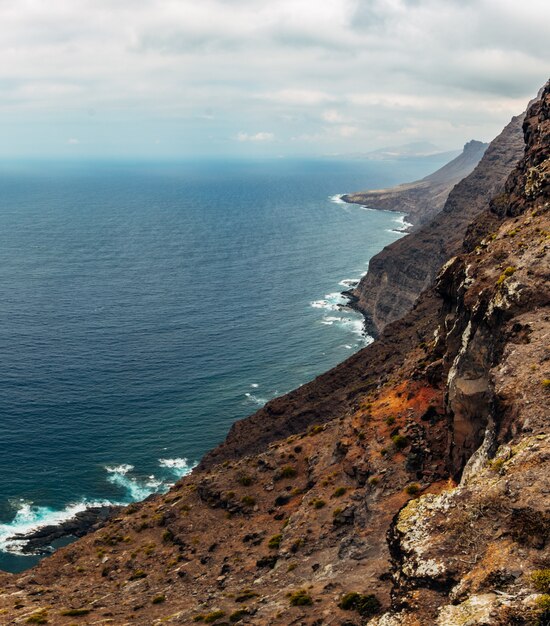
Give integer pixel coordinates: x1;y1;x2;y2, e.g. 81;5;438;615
0;156;449;571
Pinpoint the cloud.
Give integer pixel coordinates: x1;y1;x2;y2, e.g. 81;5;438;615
237;131;275;142
0;0;548;157
67;138;80;145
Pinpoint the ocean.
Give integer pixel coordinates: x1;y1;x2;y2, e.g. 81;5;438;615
0;156;449;572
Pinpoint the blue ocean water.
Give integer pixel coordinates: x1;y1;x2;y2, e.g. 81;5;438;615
0;156;448;572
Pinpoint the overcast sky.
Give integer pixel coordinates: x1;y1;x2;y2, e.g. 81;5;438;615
1;0;549;158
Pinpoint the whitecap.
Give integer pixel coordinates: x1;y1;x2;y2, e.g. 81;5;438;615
310;292;347;312
329;194;346;204
244;392;267;407
0;499;114;555
338;278;358;288
158;458;196;478
105;463;134;475
250;383;259;388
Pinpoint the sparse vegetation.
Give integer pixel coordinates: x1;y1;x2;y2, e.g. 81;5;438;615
26;611;48;624
230;608;250;622
405;483;421;496
60;608;91;616
128;569;147;581
532;570;550;593
277;465;297;480
152;595;166;604
496;266;516;285
392;434;409;450
310;498;326;509
332;487;347;497
235;589;259;602
268;534;282;549
338;592;381;617
385;416;396;426
288;589;313;606
241;495;256;506
237;474;253;486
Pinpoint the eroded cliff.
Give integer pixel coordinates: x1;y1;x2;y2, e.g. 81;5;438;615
347;114;525;337
0;83;547;626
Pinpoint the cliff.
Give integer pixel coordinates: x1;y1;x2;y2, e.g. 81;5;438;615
348;114;525;337
0;82;547;626
341;139;488;227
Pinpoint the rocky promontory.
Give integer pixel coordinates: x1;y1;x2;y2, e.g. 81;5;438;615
342;139;488;227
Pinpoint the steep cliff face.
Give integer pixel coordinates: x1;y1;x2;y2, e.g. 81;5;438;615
348;114;525;337
0;84;547;626
342;140;488;227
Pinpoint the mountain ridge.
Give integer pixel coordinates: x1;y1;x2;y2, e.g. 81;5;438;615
0;81;548;626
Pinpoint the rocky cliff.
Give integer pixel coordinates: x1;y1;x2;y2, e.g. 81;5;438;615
0;83;547;626
342;139;488;227
347;114;525;337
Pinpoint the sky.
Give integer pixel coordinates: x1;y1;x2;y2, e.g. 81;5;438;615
1;0;549;158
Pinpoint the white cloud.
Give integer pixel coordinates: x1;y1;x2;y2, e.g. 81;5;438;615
0;0;548;156
237;132;275;142
322;109;344;123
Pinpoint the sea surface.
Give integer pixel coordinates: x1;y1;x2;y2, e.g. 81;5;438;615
0;156;449;572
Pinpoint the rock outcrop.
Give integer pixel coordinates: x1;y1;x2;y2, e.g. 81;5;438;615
342;140;488;227
0;82;547;626
347;115;525;337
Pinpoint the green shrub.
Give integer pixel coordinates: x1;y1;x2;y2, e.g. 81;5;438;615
268;534;282;549
332;487;347;497
129;569;147;581
309;498;326;509
309;425;324;436
278;466;297;479
289;589;313;606
204;610;226;623
235;589;259;602
391;434;408;450
542;379;550;388
60;608;91;616
385;416;396;426
405;483;420;496
152;595;166;605
532;570;550;593
26;612;48;625
338;592;381;617
237;474;253;486
241;495;256;506
230;609;250;622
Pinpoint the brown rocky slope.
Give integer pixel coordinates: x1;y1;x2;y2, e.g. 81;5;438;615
0;82;548;626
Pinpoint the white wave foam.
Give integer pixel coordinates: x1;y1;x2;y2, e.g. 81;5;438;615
106;466;160;501
244;392;267;407
310;292;347;311
0;499;114;555
158;458;196;478
339;278;358;288
391;214;413;232
105;464;134;475
251;383;259;388
329;194;346;204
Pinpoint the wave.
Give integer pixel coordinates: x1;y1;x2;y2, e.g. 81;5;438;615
0;499;113;555
0;458;196;555
338;278;358;288
310;292;348;311
329;194;346;204
158;458;197;478
244;392;268;407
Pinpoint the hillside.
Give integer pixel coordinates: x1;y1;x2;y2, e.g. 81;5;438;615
0;82;548;626
341;139;488;227
347;114;525;336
